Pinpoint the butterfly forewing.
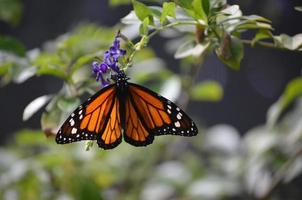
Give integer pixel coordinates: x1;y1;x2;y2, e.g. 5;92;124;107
56;85;116;144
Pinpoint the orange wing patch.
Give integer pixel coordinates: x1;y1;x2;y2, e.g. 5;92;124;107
124;97;154;146
131;87;164;109
86;88;113;114
80;94;114;133
97;97;122;149
129;85;171;129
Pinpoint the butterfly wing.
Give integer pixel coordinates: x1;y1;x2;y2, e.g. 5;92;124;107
123;83;198;146
96;95;122;149
56;84;122;149
124;95;155;146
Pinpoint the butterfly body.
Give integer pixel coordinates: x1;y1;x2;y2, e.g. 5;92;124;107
56;71;198;149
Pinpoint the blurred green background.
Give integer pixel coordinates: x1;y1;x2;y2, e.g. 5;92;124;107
1;0;302;199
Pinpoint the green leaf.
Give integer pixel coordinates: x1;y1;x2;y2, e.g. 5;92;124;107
274;34;302;50
190;81;223;101
139;17;150;35
281;78;302;108
252;29;272;46
109;0;131;6
243;15;271;23
23;95;53;121
192;0;208;22
0;0;22;26
175;0;193;9
0;36;25;56
216;35;244;70
0;50;34;84
71;54;95;73
175;40;210;59
175;0;207;24
202;0;210;16
15;129;48;146
0;62;12;75
160;2;176;24
294;6;302;12
236;21;272;31
267;78;302;128
57;96;81;112
34;53;67;79
132;0;152;21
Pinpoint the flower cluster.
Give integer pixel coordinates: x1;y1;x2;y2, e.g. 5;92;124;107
92;33;126;86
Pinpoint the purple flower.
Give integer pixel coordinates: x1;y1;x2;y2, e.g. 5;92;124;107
92;33;126;87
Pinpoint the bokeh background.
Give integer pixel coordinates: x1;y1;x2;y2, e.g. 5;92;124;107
1;0;302;199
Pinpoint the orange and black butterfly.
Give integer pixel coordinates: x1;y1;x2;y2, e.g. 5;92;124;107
56;71;198;149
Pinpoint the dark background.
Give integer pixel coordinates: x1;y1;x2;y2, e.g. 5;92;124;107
0;0;302;143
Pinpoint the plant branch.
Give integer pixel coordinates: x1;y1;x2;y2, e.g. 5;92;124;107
148;21;198;39
241;39;301;52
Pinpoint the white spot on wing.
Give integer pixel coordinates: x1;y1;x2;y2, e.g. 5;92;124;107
167;109;171;114
69;118;75;126
177;113;182;120
71;128;77;134
175;121;180;127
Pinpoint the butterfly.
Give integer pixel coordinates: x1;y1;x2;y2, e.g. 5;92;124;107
56;71;198;149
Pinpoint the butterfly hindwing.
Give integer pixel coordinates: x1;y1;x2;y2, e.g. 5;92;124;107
97;96;122;149
56;84;116;144
123;95;155;146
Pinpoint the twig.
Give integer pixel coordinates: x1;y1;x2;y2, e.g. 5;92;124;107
241;39;301;52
